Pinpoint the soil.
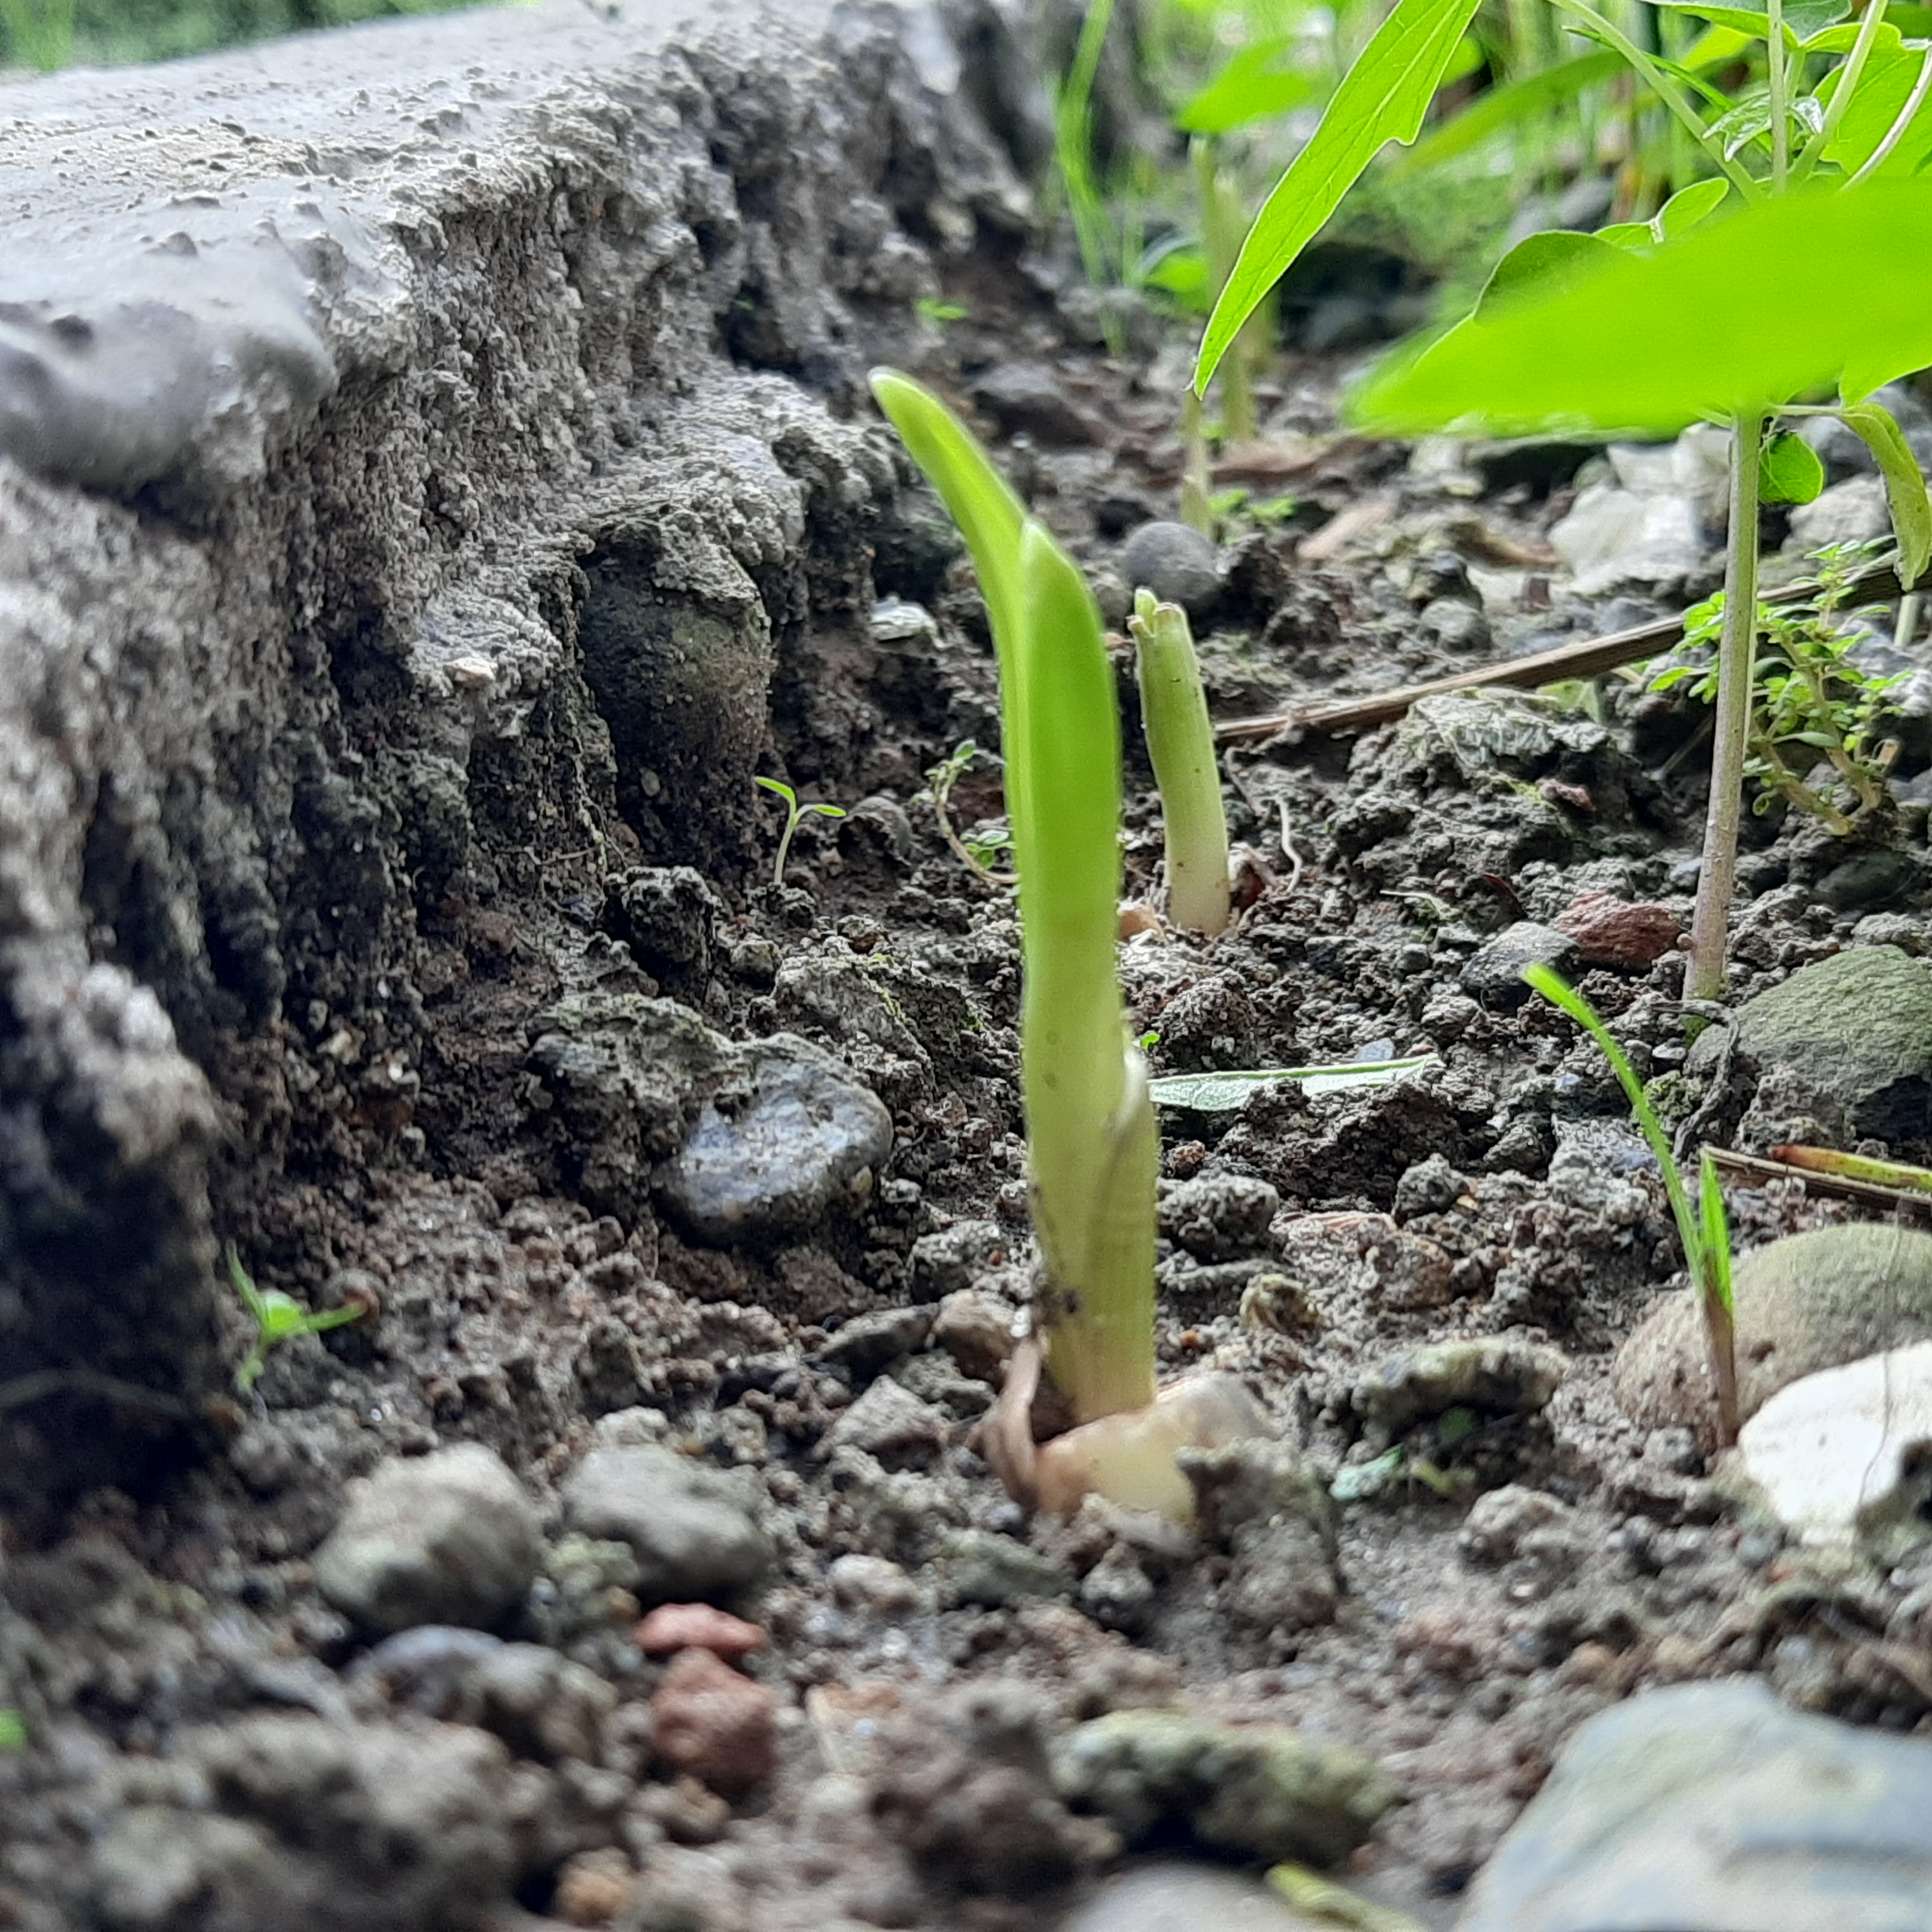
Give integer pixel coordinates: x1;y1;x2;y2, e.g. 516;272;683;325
6;35;1932;1930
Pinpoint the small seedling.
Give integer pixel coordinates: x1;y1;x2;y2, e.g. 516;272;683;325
1652;540;1903;834
229;1246;365;1396
915;741;1015;884
0;1709;24;1752
914;296;968;325
1128;588;1231;936
753;776;847;889
1523;965;1738;1443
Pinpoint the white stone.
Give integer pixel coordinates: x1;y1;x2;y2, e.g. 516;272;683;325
1734;1341;1932;1558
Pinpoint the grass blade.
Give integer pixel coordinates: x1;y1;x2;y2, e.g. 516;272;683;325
1193;0;1484;393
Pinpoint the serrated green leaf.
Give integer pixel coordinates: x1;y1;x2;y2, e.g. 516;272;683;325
1195;0;1485;391
1760;429;1827;502
1395;50;1625;174
1348;182;1932;438
1177;36;1321;135
1838;398;1932;581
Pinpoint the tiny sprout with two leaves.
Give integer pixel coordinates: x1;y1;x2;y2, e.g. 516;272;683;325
916;740;1015;884
753;776;847;889
229;1245;366;1395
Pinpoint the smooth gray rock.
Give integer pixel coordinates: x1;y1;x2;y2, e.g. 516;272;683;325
1120;521;1220;617
1460;922;1583;1009
313;1443;542;1634
1457;1679;1932;1932
1691;945;1932;1144
657;1036;894;1244
560;1444;772;1603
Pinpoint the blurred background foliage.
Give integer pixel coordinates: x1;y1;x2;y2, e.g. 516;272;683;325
0;0;504;70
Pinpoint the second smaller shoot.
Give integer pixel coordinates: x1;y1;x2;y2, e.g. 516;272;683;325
1128;588;1231;937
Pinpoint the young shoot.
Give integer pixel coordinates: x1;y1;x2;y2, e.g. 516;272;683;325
1523;965;1738;1444
872;369;1264;1519
229;1246;366;1396
1129;588;1231;936
753;776;846;889
916;740;1016;885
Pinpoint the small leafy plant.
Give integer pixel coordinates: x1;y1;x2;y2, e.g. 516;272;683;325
1653;539;1904;834
1523;965;1738;1443
914;741;1015;884
753;776;847;889
229;1246;366;1396
1127;588;1231;936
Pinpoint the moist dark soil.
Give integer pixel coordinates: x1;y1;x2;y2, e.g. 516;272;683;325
5;252;1930;1932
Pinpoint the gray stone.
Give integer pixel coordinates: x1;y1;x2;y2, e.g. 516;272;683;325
1393;1153;1470;1220
1456;1680;1932;1932
1614;1222;1932;1429
1120;521;1221;617
1352;1339;1570;1441
314;1444;542;1635
970;364;1105;446
907;1217;1011;1302
940;1529;1076;1607
657;1036;894;1245
1789;474;1892;550
1060;1865;1339;1932
1461;923;1583;1009
1814;848;1921;912
1419;596;1491;653
601;866;724;996
560;1444;771;1604
1550;482;1706;596
1157;1172;1282;1262
1054;1709;1397;1866
821;1375;951;1467
0;0;1023;1510
814;1304;934;1379
1690;946;1932;1145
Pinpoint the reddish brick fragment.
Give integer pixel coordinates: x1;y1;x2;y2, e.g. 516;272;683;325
635;1601;766;1661
1554;892;1682;971
650;1647;779;1797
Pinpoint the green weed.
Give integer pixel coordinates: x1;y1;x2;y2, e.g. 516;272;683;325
753;777;847;889
228;1246;366;1396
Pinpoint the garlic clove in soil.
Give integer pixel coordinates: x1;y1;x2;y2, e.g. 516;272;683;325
1032;1371;1271;1523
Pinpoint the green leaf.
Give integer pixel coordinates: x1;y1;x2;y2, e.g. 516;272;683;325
1477;229;1623;313
1801;17;1902;49
1820;42;1932;179
1195;0;1485;391
1698;1152;1735;1317
1142;242;1212;311
1657;176;1734;235
1348;181;1932;438
1838;398;1932;581
1177;36;1321;135
1394;50;1624;174
1641;0;1849;42
1148;1054;1441;1111
1759;429;1827;502
753;775;797;807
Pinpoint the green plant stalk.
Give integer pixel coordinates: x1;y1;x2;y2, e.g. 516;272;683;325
1523;964;1738;1443
1014;526;1157;1423
1129;589;1231;936
1192;139;1257;446
1849;46;1932;184
1180;390;1214;537
1687;412;1766;1003
1772;1143;1932;1191
873;373;1155;1424
1767;0;1791;188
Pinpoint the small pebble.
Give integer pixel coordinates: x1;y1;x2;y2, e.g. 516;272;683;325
650;1648;779;1798
636;1603;767;1660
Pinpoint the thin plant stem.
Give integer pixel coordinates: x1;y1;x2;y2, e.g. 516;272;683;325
1687;412;1766;1002
1192;139;1255;446
1767;0;1790;189
1180;390;1213;536
1849;45;1932;184
1794;0;1894;180
1897;590;1922;652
